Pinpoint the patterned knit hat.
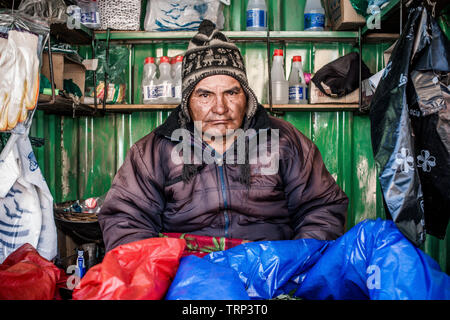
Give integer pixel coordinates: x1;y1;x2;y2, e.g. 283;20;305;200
180;19;259;127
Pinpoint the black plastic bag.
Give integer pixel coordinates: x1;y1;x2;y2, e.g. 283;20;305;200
311;52;372;98
370;2;450;246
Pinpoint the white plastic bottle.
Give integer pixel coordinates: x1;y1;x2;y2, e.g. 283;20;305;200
270;49;289;105
77;0;101;29
304;0;325;31
142;57;159;104
246;0;267;31
288;56;308;104
158;56;173;104
172;55;183;104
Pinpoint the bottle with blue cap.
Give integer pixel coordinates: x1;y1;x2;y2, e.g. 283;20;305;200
76;250;86;279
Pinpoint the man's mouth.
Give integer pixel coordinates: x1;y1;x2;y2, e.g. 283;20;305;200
208;120;230;124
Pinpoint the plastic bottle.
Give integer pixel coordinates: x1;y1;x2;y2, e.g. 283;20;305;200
76;250;86;279
246;0;267;31
304;0;325;31
172;55;183;104
158;56;173;104
270;49;289;104
77;0;101;29
142;57;160;104
288;56;308;104
81;194;106;214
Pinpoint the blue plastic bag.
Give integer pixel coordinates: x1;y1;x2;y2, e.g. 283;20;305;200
166;219;449;300
165;255;250;300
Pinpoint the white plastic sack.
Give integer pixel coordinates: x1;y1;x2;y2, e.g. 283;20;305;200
0;134;56;263
144;0;228;31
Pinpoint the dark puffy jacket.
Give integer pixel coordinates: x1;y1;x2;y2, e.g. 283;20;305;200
98;105;348;252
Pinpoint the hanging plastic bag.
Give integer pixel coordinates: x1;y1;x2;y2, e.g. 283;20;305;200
72;238;186;300
369;2;450;245
143;0;228;31
17;0;68;24
84;42;128;105
0;243;62;300
0;9;49;133
0;132;57;264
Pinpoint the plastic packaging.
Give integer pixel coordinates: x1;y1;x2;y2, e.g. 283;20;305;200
0;244;62;300
304;0;325;31
172;55;183;104
77;0;101;29
270;49;289;104
288;56;308;104
17;0;68;24
142;57;159;104
144;0;227;32
167;219;450;300
246;0;267;31
0;10;49;133
72;238;186;300
158;56;174;104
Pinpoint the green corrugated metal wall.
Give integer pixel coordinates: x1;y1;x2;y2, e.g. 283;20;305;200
29;0;449;273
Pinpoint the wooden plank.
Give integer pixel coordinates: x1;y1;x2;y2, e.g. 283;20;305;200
90;104;360;112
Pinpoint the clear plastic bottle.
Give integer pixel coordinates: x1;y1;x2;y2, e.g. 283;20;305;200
172;55;183;105
288;56;308;104
270;49;289;105
304;0;325;31
77;0;101;29
246;0;267;31
158;56;173;104
142;57;160;104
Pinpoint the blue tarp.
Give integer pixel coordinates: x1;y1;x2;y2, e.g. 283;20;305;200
165;219;450;300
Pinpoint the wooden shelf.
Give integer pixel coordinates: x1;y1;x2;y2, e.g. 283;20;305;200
88;103;359;112
94;30;360;44
37;94;102;117
50;22;93;45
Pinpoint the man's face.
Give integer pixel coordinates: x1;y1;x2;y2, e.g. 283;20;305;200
188;75;247;138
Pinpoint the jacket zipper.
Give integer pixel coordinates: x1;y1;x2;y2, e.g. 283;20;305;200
217;160;229;238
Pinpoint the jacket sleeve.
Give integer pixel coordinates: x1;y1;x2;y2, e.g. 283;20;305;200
98;141;165;252
281;130;348;241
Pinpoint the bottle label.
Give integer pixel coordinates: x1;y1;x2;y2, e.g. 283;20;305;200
172;85;182;99
289;85;308;101
304;13;325;30
158;83;173;98
246;9;266;28
143;85;159;100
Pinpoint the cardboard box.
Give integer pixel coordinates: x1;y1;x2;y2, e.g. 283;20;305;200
325;0;366;31
310;81;359;104
41;52;86;102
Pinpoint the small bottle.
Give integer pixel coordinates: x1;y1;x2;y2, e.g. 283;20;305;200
288;56;308;104
142;57;159;104
78;0;101;29
304;0;325;31
172;55;183;104
76;250;86;279
246;0;267;31
270;49;289;105
158;56;173;104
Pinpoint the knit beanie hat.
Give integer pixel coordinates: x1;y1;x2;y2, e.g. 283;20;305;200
179;19;259;128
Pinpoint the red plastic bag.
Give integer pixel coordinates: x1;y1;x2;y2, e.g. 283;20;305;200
72;237;186;300
0;243;62;300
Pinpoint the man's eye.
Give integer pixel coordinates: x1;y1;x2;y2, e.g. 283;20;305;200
200;93;209;98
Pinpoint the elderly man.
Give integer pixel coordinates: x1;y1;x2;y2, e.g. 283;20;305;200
98;20;348;252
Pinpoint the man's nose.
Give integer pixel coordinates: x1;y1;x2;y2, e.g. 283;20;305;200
212;94;227;115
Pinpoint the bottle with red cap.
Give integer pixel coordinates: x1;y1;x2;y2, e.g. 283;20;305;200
158;56;173;104
270;49;289;104
288;55;308;104
172;55;183;104
142;57;159;104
